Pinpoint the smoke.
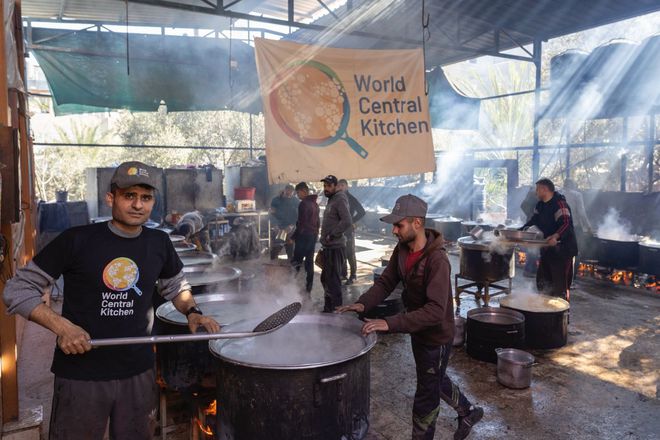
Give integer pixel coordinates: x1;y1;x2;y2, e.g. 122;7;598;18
596;207;637;241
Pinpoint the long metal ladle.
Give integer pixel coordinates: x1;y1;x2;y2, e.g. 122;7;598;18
89;302;302;347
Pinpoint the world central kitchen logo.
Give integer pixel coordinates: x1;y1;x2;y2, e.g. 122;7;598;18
99;257;142;316
269;60;429;159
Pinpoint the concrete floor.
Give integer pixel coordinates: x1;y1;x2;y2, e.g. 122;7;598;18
14;231;660;439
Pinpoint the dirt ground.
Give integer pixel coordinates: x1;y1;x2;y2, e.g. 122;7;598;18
14;231;659;439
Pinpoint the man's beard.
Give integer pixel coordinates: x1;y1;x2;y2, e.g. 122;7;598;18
396;232;415;245
324;190;332;197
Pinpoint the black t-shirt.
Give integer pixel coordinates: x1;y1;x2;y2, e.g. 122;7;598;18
33;222;183;380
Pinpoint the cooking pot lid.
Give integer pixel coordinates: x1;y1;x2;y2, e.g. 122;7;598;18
169;234;185;243
640;240;660;249
156;292;260;326
180;252;217;267
457;236;493;250
432;216;462;223
595;234;641;243
209;313;377;369
185;266;242;286
467;307;524;325
174;242;197;253
500;294;569;313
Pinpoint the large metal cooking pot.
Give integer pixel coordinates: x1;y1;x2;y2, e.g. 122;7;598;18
431;217;463;242
366;268;403;319
596;235;640;269
180;251;217;269
184;266;242;294
210;313;377;440
499;294;569;349
458;237;515;282
154;292;249;391
466;307;525;363
639;241;660;276
495;348;535;389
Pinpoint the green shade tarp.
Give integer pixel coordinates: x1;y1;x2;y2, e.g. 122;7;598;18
31;28;262;115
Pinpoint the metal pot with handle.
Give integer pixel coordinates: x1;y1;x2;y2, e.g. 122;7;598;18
495;348;535;389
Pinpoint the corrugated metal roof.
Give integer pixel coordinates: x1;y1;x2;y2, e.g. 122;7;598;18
22;0;340;28
21;0;660;67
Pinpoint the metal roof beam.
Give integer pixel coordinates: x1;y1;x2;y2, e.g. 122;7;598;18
58;0;68;20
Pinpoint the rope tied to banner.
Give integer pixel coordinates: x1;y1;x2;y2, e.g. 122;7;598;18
422;0;430;95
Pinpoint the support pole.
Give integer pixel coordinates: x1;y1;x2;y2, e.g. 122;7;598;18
531;38;542;181
648;113;656;193
0;0;19;423
621;117;628;192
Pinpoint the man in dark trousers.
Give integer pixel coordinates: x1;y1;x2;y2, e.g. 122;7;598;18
337;179;366;285
289;182;320;293
337;195;483;440
3;161;220;440
269;184;299;260
319;175;352;312
521;178;578;301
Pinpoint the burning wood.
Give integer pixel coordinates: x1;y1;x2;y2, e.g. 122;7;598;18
195;399;217;438
517;250;527;266
195;417;214;437
609;270;634;286
204;400;217;416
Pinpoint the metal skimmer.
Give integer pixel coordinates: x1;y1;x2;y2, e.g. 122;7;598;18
89;302;302;347
252;301;302;332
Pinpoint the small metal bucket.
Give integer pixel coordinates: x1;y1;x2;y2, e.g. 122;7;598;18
495;348;535;389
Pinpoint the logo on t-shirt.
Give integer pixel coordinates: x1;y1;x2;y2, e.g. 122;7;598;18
102;257;142;295
100;257;142;317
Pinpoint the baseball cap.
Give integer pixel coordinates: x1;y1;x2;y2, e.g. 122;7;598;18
320;175;338;185
110;161;159;189
380;194;428;224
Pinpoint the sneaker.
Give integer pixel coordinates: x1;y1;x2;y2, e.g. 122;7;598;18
454;406;483;440
344;278;354;286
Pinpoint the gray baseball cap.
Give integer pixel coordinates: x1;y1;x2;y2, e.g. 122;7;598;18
380;194;428;224
110;161;159;189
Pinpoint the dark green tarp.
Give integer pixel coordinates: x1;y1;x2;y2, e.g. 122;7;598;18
31;28;262;115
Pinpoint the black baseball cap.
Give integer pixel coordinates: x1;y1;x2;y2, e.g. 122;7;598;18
380;194;428;224
110;161;159;189
320;175;338;185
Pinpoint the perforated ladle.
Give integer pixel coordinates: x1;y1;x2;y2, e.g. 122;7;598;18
89;302;302;347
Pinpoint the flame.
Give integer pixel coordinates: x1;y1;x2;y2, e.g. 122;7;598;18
194;400;217;437
204;400;217;416
517;251;526;265
195;418;214;436
609;270;634;285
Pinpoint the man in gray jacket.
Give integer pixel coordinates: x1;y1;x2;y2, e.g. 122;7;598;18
319;175;352;312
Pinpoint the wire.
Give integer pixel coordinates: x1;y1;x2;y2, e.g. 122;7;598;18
422;0;430;95
228;17;234;109
125;0;130;75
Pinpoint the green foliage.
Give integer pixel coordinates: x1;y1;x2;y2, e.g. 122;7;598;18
32;110;264;201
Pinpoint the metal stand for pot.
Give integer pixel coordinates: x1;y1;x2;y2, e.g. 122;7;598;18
454;274;512;307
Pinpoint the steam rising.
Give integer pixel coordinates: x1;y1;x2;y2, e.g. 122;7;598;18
596;207;638;241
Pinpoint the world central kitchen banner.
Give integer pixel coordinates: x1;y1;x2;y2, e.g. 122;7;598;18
254;38;436;183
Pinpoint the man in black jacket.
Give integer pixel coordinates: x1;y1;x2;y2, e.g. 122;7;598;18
319;175;352;312
337;179;366;284
289;182;320;293
521;178;578;301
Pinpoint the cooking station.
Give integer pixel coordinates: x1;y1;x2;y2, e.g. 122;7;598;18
454;236;514;307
